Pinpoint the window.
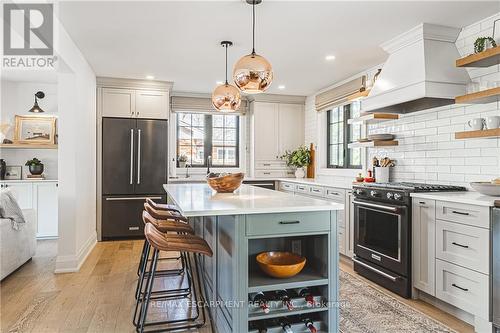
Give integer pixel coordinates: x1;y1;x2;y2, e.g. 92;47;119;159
326;101;362;169
177;113;239;167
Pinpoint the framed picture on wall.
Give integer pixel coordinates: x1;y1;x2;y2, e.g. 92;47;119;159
14;115;57;145
5;166;22;180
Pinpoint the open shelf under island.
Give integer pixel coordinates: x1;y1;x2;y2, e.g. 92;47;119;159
164;183;343;333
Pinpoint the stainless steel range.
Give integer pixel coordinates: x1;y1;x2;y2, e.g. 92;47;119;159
352;182;466;298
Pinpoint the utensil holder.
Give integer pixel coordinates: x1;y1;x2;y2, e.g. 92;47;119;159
375;167;390;183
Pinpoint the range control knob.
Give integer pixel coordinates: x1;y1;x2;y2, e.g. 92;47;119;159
386;192;394;199
370;190;379;197
355;189;365;195
393;193;403;200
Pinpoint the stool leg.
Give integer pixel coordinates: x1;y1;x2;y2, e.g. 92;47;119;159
137;249;159;333
136;239;148;277
133;242;151;327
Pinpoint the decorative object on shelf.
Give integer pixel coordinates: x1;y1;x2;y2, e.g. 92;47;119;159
306;143;315;179
467;117;485;131
485;116;500;129
256;251;306;278
212;41;241;112
474;37;497;54
493;18;500;44
4;166;22;180
0;159;6;180
233;0;273;94
0;123;10;142
367;133;395;141
25;158;44;175
29;91;45;113
178;154;188;168
2;139;13;144
14;115;56;145
470;182;500;196
355;173;364;183
280;145;311;178
206;172;244;193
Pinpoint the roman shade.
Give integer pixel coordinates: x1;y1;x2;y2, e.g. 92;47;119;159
171;95;248;115
315;76;365;111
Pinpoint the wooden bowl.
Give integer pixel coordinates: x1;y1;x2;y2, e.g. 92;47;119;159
256;251;306;279
206;172;244;193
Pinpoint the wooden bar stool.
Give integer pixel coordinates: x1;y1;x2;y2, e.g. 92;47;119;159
135;209;194;303
146;198;181;214
135;222;212;332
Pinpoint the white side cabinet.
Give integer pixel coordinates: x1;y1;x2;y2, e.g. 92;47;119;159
33;182;58;238
101;87;169;120
0;181;58;239
412;199;436;296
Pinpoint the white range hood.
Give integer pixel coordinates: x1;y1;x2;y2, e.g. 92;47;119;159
361;23;469;114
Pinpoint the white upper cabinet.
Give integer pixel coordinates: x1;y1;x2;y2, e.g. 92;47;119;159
135;90;169;119
278;103;304;154
253;102;280;161
102;88;135;118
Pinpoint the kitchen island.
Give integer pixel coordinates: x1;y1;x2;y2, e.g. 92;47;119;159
164;183;343;333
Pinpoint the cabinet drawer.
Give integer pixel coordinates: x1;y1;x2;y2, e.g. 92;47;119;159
246;211;330;236
254;170;294;178
436;201;490;229
436;220;489;274
309;186;325;197
325;187;345;202
435;259;488;318
255;160;286;169
279;182;295;192
295;184;311;194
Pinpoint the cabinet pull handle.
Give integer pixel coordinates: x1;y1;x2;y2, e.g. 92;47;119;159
452;283;468;292
313;189;321;193
419;201;426;204
452;210;469;216
279;221;300;225
452;242;469;249
130;129;134;185
263;172;271;175
137;129;141;185
263;163;271;166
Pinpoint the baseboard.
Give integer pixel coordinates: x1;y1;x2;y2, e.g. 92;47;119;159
54;232;97;273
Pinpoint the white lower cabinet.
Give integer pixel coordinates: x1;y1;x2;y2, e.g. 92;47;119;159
1;181;58;239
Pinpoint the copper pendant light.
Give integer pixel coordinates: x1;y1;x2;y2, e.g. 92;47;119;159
212;41;242;112
233;0;273;94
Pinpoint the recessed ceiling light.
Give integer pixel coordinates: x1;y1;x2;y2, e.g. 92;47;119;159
216;81;224;85
146;75;155;80
325;55;336;61
278;85;285;90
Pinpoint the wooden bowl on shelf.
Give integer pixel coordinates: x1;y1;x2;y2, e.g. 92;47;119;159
256;251;306;279
206;172;244;193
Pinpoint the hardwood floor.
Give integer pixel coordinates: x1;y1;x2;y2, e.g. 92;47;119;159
1;240;473;333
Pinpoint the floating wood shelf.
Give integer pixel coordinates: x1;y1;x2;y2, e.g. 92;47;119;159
0;143;58;149
347;89;370;102
455;128;500;139
456;46;500;68
455;87;500;104
348;113;399;124
348;140;398;148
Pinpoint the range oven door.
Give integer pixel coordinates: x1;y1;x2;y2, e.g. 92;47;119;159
353;199;409;276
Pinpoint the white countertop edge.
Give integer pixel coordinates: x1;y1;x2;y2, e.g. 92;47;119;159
410;192;499;207
175;205;344;217
1;179;58;183
276;178;352;190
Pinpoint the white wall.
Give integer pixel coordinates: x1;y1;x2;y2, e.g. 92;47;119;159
305;13;500;187
0;80;58;179
54;11;97;273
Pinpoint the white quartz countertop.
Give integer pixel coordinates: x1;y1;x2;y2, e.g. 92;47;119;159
411;191;500;207
164;183;344;217
1;179;57;183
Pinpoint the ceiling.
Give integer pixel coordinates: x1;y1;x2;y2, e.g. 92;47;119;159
58;1;498;96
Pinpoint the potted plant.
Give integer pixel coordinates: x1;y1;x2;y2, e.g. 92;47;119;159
25;158;44;175
178;154;188;168
280;145;311;178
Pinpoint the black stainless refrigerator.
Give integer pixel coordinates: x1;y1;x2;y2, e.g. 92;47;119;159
101;117;168;239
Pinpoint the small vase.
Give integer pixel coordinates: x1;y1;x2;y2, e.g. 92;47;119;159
29;164;44;175
295;167;305;178
0;159;6;180
179;161;186;168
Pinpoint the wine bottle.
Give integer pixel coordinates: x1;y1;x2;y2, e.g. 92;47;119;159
250;292;270;314
302;317;317;333
298;287;317;306
279;318;294;333
275;289;294;311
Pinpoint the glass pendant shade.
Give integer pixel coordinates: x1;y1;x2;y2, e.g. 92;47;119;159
211;83;241;112
233;53;273;94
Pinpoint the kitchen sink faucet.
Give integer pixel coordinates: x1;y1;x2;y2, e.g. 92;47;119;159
206;155;212;175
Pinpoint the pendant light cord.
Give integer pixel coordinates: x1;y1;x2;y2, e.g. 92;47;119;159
252;0;256;55
225;43;228;85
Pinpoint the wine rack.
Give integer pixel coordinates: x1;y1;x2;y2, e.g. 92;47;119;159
249;313;328;333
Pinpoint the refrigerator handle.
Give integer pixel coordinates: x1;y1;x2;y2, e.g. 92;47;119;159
130;129;134;185
137;129;142;184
